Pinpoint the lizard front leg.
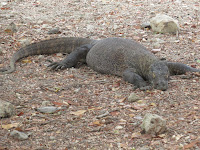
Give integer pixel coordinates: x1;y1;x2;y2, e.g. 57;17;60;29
123;68;151;90
48;44;93;70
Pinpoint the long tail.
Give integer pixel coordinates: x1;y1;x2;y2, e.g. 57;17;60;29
0;37;94;74
167;62;200;75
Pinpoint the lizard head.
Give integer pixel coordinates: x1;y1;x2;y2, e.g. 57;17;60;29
149;61;170;91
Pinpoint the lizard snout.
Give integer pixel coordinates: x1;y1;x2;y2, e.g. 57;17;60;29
154;80;168;91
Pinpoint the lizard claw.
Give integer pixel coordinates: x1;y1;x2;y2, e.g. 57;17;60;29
133;85;152;91
48;62;67;71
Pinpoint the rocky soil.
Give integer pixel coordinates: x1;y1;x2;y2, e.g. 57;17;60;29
0;0;200;149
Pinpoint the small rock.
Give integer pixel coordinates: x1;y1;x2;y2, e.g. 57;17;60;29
14;0;24;2
138;146;151;150
96;111;109;119
10;130;28;140
0;100;15;118
38;55;45;60
5;22;18;33
41;24;49;28
141;22;151;29
150;14;179;34
56;53;63;57
1;2;8;6
151;38;165;44
36;106;58;114
87;25;94;32
18;38;31;47
47;27;60;34
41;101;51;106
74;88;80;93
128;93;140;102
0;49;6;54
36;20;44;24
141;113;167;135
49;136;56;140
152;42;161;49
115;125;123;130
151;49;161;54
113;24;118;30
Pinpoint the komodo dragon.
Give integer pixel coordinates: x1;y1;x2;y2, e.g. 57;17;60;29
1;37;199;91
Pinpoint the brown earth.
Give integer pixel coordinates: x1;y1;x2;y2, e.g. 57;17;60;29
0;0;200;149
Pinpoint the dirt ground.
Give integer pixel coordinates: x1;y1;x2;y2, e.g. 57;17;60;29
0;0;200;149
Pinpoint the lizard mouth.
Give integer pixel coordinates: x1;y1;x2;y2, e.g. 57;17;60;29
153;80;168;91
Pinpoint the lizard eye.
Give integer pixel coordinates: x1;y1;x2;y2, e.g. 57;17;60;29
152;73;156;78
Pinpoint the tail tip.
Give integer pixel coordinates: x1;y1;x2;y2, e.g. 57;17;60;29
0;68;15;74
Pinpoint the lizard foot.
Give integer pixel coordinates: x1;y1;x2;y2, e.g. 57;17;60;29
139;86;152;91
48;62;68;71
0;68;8;72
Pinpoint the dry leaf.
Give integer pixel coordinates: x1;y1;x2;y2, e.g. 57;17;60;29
172;134;183;141
88;107;102;111
62;101;70;106
131;104;147;110
158;134;166;138
2;123;19;130
131;132;141;138
183;139;200;149
4;29;12;33
22;59;32;63
129;114;135;117
137;100;145;104
110;111;119;116
17;112;24;116
56;130;61;134
119;119;127;125
70;110;87;116
150;103;157;107
67;74;75;78
52;101;68;106
14;127;23;132
90;120;103;126
1;7;10;10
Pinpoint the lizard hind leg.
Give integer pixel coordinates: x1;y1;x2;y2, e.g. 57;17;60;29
167;62;200;75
